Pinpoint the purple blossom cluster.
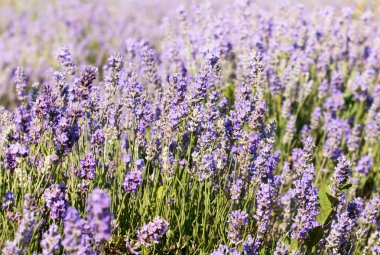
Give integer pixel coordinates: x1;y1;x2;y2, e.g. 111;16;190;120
40;224;61;255
0;1;379;254
122;170;143;194
76;152;97;180
2;192;15;211
62;207;90;254
86;188;113;245
326;198;363;254
122;159;145;194
2;195;41;253
226;210;248;244
42;183;68;220
210;245;240;255
136;216;169;247
291;137;320;241
331;156;352;196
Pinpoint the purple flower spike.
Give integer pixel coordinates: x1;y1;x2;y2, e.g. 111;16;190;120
326;198;362;253
210;244;240;255
62;207;86;254
2;192;15;211
355;155;373;175
76;152;97;180
40;224;61;255
42;183;68;220
331;155;352;196
2;241;20;255
86;188;113;245
226;210;248;244
122;170;143;194
55;46;77;75
137;216;169;247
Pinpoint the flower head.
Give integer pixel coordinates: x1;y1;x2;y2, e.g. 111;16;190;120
86;189;113;245
226;210;248;244
137;216;169;246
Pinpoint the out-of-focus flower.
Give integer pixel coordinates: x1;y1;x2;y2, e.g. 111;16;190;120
86;189;113;245
2;192;15;211
210;244;240;255
226;210;248;244
122;170;143;194
76;152;97;180
56;46;77;75
62;207;86;254
137;216;169;246
42;183;68;220
355;155;373;175
40;224;61;255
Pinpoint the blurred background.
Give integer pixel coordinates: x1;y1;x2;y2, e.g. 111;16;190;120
0;0;379;107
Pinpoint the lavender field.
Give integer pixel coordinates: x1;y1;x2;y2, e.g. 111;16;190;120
0;0;379;254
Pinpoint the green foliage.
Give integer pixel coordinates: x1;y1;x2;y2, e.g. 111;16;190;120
317;185;338;226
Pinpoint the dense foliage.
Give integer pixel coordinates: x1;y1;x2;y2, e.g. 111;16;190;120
0;1;379;255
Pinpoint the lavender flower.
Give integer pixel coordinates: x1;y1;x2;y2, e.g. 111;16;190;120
255;182;276;239
56;46;77;75
122;170;143;194
300;125;310;141
291;180;320;240
250;101;268;130
74;65;98;102
81;217;97;254
291;137;320;240
326;198;362;253
210;245;240;255
323;119;350;159
359;196;380;225
137;216;169;246
62;207;86;254
53;114;80;155
2;241;20;255
234;82;253;123
14;104;31;138
274;243;290;255
34;92;53;117
40;224;61;255
226;210;248;244
242;234;260;255
283;115;296;144
91;128;105;151
373;244;380;255
2;192;15;211
3;143;29;171
8;194;41;248
230;178;243;200
86;188;113;245
365;112;380;143
347;124;362;152
14;67;28;102
279;189;296;233
141;46;162;90
76;152;97;180
355;155;373;175
42;183;68;220
189;73;208;105
331;155;352;196
310;107;322;131
134;159;145;170
198;153;216;181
